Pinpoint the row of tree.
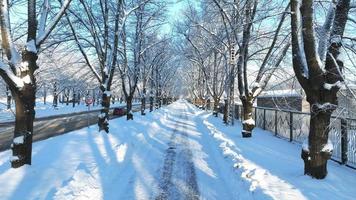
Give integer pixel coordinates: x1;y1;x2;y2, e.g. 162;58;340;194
181;0;354;179
0;0;178;168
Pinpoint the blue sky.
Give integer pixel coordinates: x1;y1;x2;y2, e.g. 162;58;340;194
161;0;199;35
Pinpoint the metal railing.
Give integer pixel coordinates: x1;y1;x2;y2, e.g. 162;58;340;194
203;102;356;169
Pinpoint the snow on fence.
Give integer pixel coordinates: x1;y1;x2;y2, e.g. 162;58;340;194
203;102;356;170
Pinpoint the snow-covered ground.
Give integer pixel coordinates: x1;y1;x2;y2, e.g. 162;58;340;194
0;100;355;199
0;96;136;122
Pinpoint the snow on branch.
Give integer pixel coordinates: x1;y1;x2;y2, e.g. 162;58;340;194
36;0;73;47
0;0;21;66
0;62;26;89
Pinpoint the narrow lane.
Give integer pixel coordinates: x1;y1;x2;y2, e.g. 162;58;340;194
156;106;200;200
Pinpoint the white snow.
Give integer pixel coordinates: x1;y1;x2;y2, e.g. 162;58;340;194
13;136;24;145
0;97;139;122
321;139;334;153
258;89;302;98
324;81;342;90
104;91;112;97
243;118;255;126
330;35;342;44
9;155;20;162
22;75;31;84
26;40;37;53
315;102;337;110
0;100;355;199
302;139;309;152
98;113;105;119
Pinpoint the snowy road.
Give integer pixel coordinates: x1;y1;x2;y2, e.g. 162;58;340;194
0;100;355;200
0;105;141;151
155;109;199;200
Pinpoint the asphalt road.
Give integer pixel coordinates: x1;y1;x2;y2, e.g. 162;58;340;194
0;105;142;152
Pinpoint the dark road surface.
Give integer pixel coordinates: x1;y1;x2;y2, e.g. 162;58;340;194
0;105;141;151
156;108;200;200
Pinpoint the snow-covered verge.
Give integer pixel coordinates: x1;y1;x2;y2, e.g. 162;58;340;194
0;104;171;199
0;96;136;122
190;104;356;200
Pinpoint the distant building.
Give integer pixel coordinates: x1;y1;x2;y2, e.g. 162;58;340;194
256;89;307;111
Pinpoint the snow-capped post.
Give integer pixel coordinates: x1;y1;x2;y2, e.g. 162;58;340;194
291;0;350;178
0;0;73;168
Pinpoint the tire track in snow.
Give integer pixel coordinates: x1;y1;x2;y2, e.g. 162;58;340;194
155;108;199;200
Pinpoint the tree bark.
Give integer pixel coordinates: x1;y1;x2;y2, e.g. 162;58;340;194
301;106;332;179
10;51;37;168
141;89;146;115
241;97;254;138
149;95;154;112
53;82;58;108
6;86;11;109
223;98;228;124
213;97;219;117
98;91;111;133
126;96;133;120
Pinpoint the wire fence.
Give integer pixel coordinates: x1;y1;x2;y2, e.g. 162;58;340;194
203;102;356;169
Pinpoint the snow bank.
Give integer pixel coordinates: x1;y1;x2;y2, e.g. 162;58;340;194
200;108;356;200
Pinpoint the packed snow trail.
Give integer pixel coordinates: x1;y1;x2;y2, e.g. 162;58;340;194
156;109;199;200
0;100;355;199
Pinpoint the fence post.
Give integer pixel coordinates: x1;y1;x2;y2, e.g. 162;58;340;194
275;110;278;136
255;108;257;127
341;118;348;165
289;112;293;142
263;109;266;130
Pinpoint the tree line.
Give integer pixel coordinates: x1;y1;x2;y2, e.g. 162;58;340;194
0;0;178;168
181;0;355;179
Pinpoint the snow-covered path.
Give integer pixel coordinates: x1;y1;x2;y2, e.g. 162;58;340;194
0;100;355;200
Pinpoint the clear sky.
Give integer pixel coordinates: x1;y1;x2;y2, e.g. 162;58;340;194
161;0;200;35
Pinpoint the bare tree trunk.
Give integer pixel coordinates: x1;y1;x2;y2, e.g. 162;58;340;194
10;52;37;168
66;89;69;106
6;86;11;109
213;97;219;117
53;82;58;108
149;95;154;112
43;83;47;105
72;88;75;108
126;96;133;120
11;90;35;168
241;97;254;138
98;91;111;133
141;88;146;115
223;98;228;124
301;107;332;179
